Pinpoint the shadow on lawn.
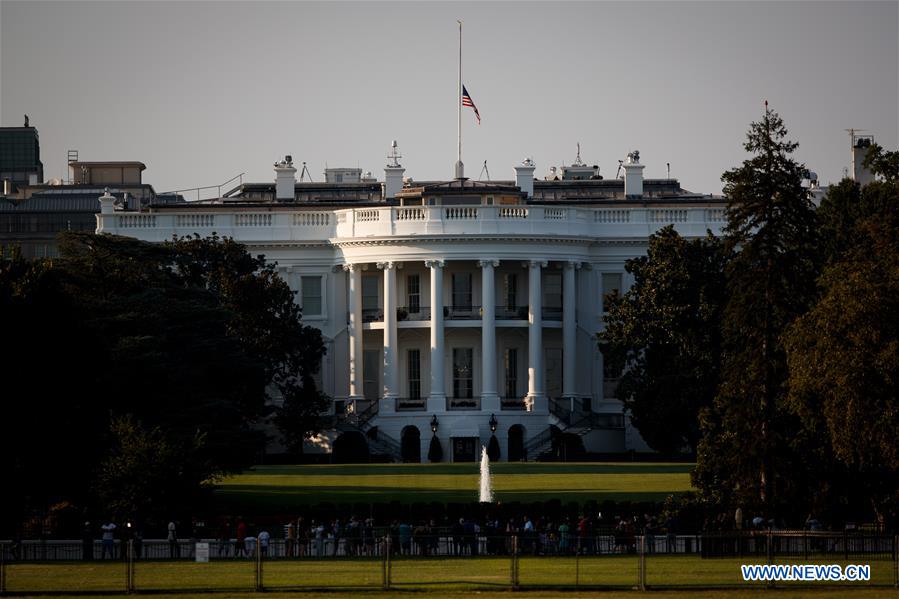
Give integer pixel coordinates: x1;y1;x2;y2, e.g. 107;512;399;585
212;484;680;511
241;463;695;476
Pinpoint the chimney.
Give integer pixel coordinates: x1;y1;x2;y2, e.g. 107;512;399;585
514;158;536;198
851;134;875;186
99;188;116;214
384;140;405;199
622;150;644;198
274;156;297;201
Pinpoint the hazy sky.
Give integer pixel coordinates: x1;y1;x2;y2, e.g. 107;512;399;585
2;1;897;196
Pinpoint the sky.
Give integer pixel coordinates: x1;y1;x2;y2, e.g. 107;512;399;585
2;1;897;197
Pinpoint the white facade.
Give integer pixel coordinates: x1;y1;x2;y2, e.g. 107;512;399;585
96;156;728;462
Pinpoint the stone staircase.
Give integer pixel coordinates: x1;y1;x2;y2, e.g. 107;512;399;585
329;400;402;462
522;398;625;460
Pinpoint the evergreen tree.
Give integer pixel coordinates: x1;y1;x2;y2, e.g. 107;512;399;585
693;107;819;508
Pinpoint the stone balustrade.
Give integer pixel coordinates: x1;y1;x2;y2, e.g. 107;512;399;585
96;204;727;241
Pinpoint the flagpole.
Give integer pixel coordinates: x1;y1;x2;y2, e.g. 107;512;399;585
457;20;462;179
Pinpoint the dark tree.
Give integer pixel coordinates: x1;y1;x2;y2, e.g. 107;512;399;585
428;435;443;463
785;180;899;525
486;435;501;462
166;234;328;455
0;232;327;532
693;107;820;509
599;226;728;453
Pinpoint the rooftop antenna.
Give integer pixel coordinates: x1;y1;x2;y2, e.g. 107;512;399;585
387;140;402;167
616;160;624;179
574;142;585;166
299;161;313;182
479;160;491;181
667;162;671;179
845;128;868;144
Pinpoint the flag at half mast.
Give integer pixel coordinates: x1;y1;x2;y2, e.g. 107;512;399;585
462;85;481;125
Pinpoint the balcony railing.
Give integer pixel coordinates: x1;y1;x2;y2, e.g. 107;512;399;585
445;305;481;320
542;307;563;321
395;397;426;411
396;306;430;321
500;397;528;410
362;308;383;323
447;396;480;410
496;305;528;320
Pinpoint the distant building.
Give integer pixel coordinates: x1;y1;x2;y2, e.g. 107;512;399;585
0;125;181;258
98;145;729;462
0;120;43;193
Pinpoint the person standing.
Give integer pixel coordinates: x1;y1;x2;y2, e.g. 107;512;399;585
235;519;248;558
81;521;94;561
257;529;270;558
101;521;116;559
285;520;296;558
218;519;231;558
167;521;180;559
297;517;308;558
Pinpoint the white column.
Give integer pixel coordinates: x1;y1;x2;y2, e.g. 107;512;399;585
527;260;548;412
426;259;446;411
345;264;363;401
378;261;398;412
562;261;578;410
479;259;499;411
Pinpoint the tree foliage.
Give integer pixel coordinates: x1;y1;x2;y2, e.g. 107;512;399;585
784;178;899;522
0;233;326;531
693;108;819;508
599;226;728;453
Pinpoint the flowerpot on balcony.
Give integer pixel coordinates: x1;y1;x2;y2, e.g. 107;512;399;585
517;306;528;319
443;306;449;318
397;308;408;321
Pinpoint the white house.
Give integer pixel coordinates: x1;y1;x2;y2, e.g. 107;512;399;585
96;147;728;462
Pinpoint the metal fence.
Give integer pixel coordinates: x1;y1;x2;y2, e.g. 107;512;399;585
0;532;896;594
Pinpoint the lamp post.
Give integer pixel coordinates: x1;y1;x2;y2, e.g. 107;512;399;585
428;415;442;463
489;413;498;433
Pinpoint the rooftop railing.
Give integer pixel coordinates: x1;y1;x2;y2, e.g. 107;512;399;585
96;205;728;243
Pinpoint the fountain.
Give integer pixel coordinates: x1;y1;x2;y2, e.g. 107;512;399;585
479;445;493;503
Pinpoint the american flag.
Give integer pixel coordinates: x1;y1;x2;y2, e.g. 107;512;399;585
462;85;481;124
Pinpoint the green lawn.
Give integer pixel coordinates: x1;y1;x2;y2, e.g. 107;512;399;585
4;555;896;594
213;462;695;512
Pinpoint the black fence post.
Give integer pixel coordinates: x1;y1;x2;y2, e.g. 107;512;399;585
894;534;898;589
382;535;391;591
510;535;519;590
575;542;580;589
1;541;6;594
125;539;135;594
254;541;263;592
638;535;646;591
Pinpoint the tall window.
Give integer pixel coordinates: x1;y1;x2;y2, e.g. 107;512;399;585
407;349;421;399
602;273;622;312
452;348;473;398
544;272;562;310
452;273;472;309
504;348;518;398
362;275;379;310
407;274;421;313
505;274;518;309
301;276;322;315
363;350;380;399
